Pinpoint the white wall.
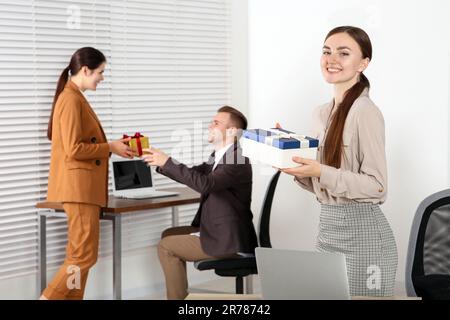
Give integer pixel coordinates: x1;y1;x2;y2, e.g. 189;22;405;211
230;0;249;114
248;0;450;288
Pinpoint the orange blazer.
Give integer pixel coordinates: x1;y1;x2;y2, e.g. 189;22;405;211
47;80;110;207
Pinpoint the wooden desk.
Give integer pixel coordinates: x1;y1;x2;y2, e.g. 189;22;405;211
36;187;200;300
185;293;421;300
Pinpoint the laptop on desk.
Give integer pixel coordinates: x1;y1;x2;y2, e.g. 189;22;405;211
111;158;179;199
255;247;350;300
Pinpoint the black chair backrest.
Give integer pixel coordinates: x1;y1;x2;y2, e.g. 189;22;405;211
406;189;450;296
257;171;281;248
413;197;450;277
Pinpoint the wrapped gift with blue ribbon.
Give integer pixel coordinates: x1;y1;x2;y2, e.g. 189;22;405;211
241;127;319;168
243;128;318;149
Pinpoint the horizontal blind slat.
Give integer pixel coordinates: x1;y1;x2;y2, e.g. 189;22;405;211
0;0;229;280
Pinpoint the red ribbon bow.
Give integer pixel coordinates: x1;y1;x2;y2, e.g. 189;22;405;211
123;132;145;156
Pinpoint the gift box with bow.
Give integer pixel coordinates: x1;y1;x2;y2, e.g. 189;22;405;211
241;127;318;168
123;132;150;157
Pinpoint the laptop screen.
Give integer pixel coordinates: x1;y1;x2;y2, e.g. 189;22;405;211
112;160;153;191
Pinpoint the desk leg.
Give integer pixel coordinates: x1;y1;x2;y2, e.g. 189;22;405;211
112;215;122;300
245;275;253;294
171;207;179;227
38;214;47;295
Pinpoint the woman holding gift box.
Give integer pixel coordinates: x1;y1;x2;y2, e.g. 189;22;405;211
281;26;397;296
42;47;133;300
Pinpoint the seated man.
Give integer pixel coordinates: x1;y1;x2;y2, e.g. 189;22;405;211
141;106;257;300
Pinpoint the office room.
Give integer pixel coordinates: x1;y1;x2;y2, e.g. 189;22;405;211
0;0;449;307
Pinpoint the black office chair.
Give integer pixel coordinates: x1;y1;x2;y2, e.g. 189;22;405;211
405;189;450;299
194;170;281;294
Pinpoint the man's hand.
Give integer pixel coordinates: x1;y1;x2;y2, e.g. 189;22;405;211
141;147;169;167
279;157;321;178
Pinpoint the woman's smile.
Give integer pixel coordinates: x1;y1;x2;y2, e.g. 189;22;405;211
326;66;343;73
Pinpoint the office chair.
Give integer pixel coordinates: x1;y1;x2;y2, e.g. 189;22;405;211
405;189;450;299
194;170;281;294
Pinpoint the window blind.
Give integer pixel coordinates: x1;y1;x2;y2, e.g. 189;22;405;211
0;0;231;279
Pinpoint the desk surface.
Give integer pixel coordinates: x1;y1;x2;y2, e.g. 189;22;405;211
185;293;421;300
36;187;201;214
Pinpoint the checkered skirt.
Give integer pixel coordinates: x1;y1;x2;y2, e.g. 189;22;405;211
317;203;398;296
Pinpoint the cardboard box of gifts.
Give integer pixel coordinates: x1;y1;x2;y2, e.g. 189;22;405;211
123;132;150;157
241;127;318;168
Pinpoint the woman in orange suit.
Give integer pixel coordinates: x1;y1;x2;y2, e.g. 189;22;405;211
41;47;133;300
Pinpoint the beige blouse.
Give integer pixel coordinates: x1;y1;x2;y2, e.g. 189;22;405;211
295;89;387;204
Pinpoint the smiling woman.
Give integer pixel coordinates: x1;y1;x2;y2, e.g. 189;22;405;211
42;47;134;300
320;27;372;167
281;26;398;297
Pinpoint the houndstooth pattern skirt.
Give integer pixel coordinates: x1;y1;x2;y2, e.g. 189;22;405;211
317;203;398;296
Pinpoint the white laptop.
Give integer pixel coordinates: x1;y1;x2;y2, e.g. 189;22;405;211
255;247;350;300
111;158;179;199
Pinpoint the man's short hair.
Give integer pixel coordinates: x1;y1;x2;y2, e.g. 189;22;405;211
217;105;248;130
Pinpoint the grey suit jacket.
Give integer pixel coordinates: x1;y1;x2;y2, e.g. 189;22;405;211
157;143;258;257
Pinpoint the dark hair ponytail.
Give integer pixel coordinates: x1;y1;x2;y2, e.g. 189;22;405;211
322;26;372;168
47;47;106;140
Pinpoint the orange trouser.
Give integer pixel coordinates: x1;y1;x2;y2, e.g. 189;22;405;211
42;202;100;300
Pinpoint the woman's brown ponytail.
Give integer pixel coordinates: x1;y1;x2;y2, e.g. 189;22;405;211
47;47;106;140
47;66;70;140
322;26;372;169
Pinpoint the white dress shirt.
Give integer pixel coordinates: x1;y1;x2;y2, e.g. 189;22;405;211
212;143;234;171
